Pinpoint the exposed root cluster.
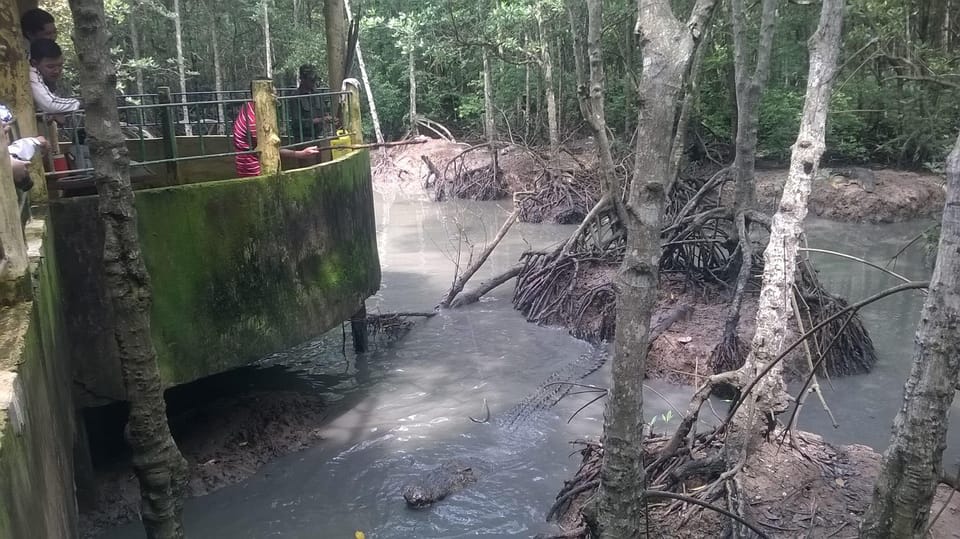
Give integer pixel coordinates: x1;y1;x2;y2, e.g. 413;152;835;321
432;144;506;201
516;167;602;225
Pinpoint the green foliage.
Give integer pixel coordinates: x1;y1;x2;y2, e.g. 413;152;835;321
757;88;803;160
40;0;959;165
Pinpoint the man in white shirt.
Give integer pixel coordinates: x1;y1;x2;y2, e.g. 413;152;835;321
29;39;80;116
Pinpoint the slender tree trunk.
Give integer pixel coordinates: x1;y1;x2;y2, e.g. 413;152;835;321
724;0;844;462
263;0;273;77
538;5;558;153
708;0;780;374
324;0;346;92
68;1;189;538
129;6;145;96
598;0;719;536
344;0;384;144
524;33;531;142
482;49;496;144
860;131;960;538
172;0;191;136
731;0;779;213
408;49;418;135
211;22;225;129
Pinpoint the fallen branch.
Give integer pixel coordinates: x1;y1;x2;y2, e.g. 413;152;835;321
335;139;428;150
450;264;524;308
421;155;442;188
440;209;520;308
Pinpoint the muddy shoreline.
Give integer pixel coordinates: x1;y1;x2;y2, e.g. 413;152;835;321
79;387;330;537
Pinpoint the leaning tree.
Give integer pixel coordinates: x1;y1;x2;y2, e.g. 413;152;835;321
68;0;189;537
860;131;960;538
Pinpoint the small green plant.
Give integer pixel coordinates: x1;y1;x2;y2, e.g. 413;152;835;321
647;409;674;432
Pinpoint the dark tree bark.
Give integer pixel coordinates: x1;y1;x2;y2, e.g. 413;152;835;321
860;131;960;538
731;0;779;213
709;0;779;380
594;0;719;536
68;1;189;537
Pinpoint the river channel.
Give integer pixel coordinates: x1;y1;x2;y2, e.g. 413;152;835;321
101;184;948;538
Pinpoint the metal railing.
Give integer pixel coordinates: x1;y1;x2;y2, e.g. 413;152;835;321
39;81;361;193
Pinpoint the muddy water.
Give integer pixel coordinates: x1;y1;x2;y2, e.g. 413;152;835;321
101;189;942;539
793;218;960;462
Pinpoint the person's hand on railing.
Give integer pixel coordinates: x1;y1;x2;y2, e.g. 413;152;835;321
294;146;320;159
45;113;67;126
34;136;50;155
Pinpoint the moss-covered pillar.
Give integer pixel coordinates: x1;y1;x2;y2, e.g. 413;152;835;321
251;79;280;175
0;0;47;202
0;142;28;303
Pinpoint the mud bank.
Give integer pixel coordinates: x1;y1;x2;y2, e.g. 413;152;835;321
378;138;945;224
79;387;329;538
750;167;945;223
547;432;960;538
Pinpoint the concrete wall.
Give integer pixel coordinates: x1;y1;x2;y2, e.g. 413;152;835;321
0;227;79;538
51;150;381;405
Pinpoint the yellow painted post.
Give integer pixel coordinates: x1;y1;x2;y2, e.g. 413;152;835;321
346;82;363;145
0;0;46;201
251;79;280;176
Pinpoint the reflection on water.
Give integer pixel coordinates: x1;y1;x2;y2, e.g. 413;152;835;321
795;218;959;463
100;189;947;538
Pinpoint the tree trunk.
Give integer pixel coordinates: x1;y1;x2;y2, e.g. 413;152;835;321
262;0;273;77
344;0;384;144
408;49;418;135
68;0;189;538
524;33;531;141
129;6;145;96
598;0;719;536
482;49;496;145
172;0;191;136
860;132;960;537
212;21;225;130
538;5;559;154
724;0;844;462
731;0;778;213
324;0;346;92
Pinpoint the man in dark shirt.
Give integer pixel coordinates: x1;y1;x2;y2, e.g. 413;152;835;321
289;64;328;144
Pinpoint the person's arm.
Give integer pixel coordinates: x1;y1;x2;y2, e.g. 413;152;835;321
10;158;29;182
280;146;320;159
30;68;80;114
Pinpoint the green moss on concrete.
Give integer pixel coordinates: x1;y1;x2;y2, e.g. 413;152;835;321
51;151;381;397
0;229;78;538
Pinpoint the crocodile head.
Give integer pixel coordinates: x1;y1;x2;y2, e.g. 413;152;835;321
402;485;434;508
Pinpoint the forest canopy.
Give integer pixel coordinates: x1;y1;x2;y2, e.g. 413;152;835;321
41;0;960;167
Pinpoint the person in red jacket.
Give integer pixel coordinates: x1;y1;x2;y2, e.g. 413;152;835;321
232;96;320;177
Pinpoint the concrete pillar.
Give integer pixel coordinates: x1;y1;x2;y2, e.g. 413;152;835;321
251;79;280;175
0;142;29;304
350;304;368;353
